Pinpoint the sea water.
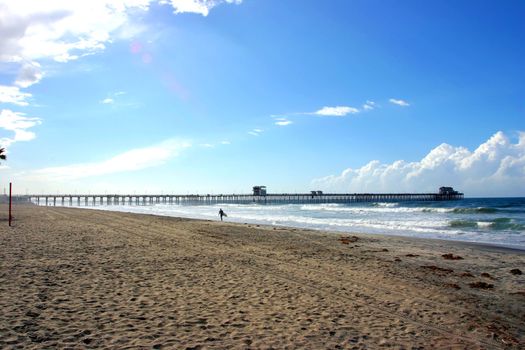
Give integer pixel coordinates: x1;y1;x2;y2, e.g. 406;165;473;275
58;197;525;249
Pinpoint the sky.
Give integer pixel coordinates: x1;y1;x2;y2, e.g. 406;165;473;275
0;0;524;197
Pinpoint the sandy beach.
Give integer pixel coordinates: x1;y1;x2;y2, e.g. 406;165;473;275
1;204;524;349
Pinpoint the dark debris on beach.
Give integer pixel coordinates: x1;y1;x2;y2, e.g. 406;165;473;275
442;253;464;260
469;281;494;289
339;236;359;245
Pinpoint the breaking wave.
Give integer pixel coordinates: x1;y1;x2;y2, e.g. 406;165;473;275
450;207;499;214
448;218;524;231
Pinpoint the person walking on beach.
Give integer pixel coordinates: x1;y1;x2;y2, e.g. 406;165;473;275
218;208;226;221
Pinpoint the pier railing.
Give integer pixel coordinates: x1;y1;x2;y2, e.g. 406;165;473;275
26;192;464;207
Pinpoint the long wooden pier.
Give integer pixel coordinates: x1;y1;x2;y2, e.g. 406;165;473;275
27;191;463;207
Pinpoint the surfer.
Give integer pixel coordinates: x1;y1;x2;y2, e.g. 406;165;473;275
219;208;227;221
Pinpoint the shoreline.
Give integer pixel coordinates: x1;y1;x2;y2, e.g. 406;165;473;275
54;203;525;254
1;205;524;348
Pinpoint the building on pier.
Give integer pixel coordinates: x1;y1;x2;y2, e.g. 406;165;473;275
253;186;267;196
439;187;459;195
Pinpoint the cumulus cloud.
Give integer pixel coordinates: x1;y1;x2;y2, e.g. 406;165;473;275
26;139;191;181
0;109;42;147
101;98;114;104
0;85;31;106
312;131;525;197
389;98;410;107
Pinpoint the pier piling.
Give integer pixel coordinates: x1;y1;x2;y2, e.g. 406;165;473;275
28;190;463;207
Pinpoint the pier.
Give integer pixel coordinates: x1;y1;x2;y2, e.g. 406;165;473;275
27;191;463;207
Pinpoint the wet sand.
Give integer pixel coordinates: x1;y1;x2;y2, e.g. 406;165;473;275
1;204;524;349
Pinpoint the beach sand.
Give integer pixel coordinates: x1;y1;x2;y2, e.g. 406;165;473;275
1;205;524;349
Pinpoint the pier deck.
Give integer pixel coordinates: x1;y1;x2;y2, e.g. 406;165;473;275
26;192;464;207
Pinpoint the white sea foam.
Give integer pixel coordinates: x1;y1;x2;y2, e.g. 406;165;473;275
37;199;525;249
300;204;432;214
477;221;492;228
80;204;462;237
374;202;399;208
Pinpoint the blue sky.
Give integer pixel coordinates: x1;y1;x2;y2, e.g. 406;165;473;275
0;0;524;196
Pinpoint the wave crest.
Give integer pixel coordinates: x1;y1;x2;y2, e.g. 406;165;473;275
448;218;524;231
451;207;498;214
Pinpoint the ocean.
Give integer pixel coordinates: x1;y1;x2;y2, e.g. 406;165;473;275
49;197;525;250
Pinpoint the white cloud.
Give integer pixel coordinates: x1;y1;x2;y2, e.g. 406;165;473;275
165;0;242;16
315;106;360;117
14;61;43;88
27;139;191;181
0;0;242;63
200;143;214;148
0;109;42;147
274;117;293;126
221;140;231;145
0;0;242;90
115;21;149;40
362;100;376;111
389;98;410;107
271;101;371;122
0;1;140;63
100;91;128;104
248;128;263;136
0;85;31;106
312;131;525;197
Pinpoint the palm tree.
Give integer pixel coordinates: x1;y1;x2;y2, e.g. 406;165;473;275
0;148;5;162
